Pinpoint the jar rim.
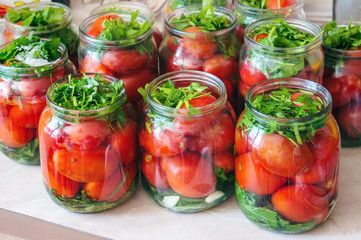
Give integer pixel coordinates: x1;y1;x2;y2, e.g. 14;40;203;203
5;2;72;35
164;5;237;39
79;10;153;49
46;73;127;120
245;78;332;124
0;39;68;78
146;70;227;118
244;17;322;54
235;0;304;14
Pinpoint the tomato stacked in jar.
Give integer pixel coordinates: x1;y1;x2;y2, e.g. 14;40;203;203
0;35;74;165
322;21;361;147
39;73;138;213
235;79;339;233
238;18;324;112
78;10;158;110
159;5;241;108
139;71;236;212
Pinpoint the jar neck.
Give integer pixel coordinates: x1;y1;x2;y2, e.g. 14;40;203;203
245;78;332;130
146;71;227;118
79;11;153;49
5;2;72;35
244;18;322;55
0;41;68;80
47;73;127;122
235;0;304;17
165;5;237;39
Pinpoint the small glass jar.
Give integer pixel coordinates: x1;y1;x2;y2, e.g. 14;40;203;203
322;22;361;147
234;0;305;42
159;5;241;107
39;73;138;213
78;11;158;107
238;18;324;111
139;70;236;213
90;1;163;47
0;40;76;165
235;78;339;233
2;2;79;65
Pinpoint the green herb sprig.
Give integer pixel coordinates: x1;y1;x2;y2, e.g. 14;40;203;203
50;73;124;111
7;6;64;27
241;0;268;9
322;21;361;50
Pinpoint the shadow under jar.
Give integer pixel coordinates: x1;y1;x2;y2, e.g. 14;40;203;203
139;71;236;213
233;0;305;43
238;18;324;113
235;78;339;233
3;2;80;66
0;38;76;165
39;73;138;213
78;11;158;111
159;5;241;109
322;22;361;147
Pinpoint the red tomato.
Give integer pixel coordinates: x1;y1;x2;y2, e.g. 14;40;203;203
240;61;267;87
221;78;234;99
118;67;156;102
167;36;179;52
0;101;12;118
161;152;216;198
342;59;361;76
336;102;361;138
213;151;235;174
84;162;137;202
323;74;361;108
182;27;217;60
86;14;120;38
63;120;108;151
17;68;66;97
238;81;251;98
42;160;82;198
101;49;148;75
167;53;204;72
153;30;163;48
139;125;187;157
267;0;296;9
203;54;235;79
236;152;287;195
272;184;329;223
79;54;115;76
235;111;251;154
108;119;137;165
0;117;35;148
9;96;46;128
141;152;170;189
53;146;119;182
253;133;313;177
254;33;269;42
235;24;245;43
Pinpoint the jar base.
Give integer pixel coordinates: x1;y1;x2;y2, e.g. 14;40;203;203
0;139;39;165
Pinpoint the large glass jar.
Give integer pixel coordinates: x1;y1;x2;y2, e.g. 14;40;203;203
139;71;236;213
39;73;138;213
238;18;324;112
322;22;361;147
235;78;339;233
0;40;76;165
90;1;163;47
234;0;305;42
78;11;158;110
159;5;241;107
2;2;79;65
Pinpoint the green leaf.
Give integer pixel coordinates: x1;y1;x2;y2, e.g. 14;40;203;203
240;0;268;9
9;6;65;27
323;21;361;50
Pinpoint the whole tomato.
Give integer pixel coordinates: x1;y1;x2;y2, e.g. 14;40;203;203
167;53;204;72
238;81;251;98
160;152;216;198
101;49;148;74
267;0;296;9
236;152;287;195
80;54;115;76
0;117;35;148
141;152;170;189
203;54;235;79
240;61;267;87
336;102;361;138
213;151;235;174
182;27;217;60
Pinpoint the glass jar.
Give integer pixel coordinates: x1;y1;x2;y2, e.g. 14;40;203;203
322;22;361;147
235;78;339;233
39;73;138;213
238;18;324;111
2;2;79;65
165;0;234;14
234;0;305;42
139;70;236;213
159;5;241;107
90;1;163;47
79;11;158;109
0;40;76;165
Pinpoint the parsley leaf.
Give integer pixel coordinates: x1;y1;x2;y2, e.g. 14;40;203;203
322;21;361;50
240;0;268;9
